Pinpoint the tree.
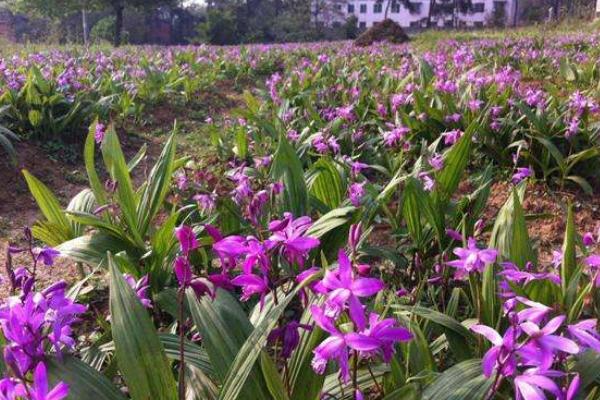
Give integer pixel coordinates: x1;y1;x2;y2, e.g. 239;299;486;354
9;0;99;44
9;0;180;46
96;0;179;46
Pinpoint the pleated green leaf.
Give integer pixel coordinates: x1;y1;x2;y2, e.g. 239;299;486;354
46;356;126;400
109;255;177;400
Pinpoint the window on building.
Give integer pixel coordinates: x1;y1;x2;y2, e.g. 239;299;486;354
359;21;367;28
335;4;342;10
474;21;484;27
348;4;355;13
409;21;420;27
359;3;367;13
472;3;485;12
391;1;400;13
373;2;383;13
409;2;422;14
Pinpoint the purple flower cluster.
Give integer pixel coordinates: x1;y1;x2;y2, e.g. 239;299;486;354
472;296;588;400
304;227;412;394
213;213;320;308
0;244;84;400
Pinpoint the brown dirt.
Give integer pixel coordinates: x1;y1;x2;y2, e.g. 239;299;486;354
0;83;246;298
484;181;600;265
0;141;88;296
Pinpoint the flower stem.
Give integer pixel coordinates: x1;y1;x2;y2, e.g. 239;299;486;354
178;288;186;400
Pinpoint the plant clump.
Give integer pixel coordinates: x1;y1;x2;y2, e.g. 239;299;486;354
355;19;410;46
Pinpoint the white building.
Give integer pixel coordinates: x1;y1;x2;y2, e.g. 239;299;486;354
313;0;517;29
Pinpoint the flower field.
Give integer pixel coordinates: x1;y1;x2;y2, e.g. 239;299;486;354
2;30;600;400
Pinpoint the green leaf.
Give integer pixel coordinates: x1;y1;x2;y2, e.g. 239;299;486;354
435;126;474;200
66;189;97;237
218;279;315;400
402;178;424;245
306;206;355;239
186;289;270;399
46;356;126;400
423;359;491;400
260;352;290;400
108;254;177;400
382;384;420;400
136;132;176;236
561;203;577;298
185;364;219;400
22;169;72;238
306;158;345;209
573;350;600;388
394;305;475;342
101;125;143;246
85;121;107;206
270;135;308;216
57;233;138;268
158;333;214;377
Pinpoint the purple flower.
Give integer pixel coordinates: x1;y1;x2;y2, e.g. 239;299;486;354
33;247;60;267
515;297;552;324
268;321;312;359
442;129;463;145
512;167;532;184
445;228;463;242
268;213;320;268
419;172;435;192
94;123;106;144
345;312;412;362
348;223;362;254
28;362;69;400
194;193;217;213
514;369;562;400
310;305;351;382
174;256;193;287
231;273;269;308
123;274;152;309
567;319;600;353
471;324;518;378
583;232;595;247
428;153;444;171
348;182;365;207
175;225;198;255
383;126;409;147
566;374;580;400
447;238;498;279
320;250;384;330
519;316;579;370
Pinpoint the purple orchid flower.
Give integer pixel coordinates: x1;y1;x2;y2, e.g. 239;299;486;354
512;167;532;184
519;316;579;370
123;274;152;309
348;182;365;207
428;153;444;171
471;324;518;378
94;123;106;144
447;238;498;279
33;247;60;267
345;313;412;362
268;213;320;268
231;273;269;309
310;305;351;382
567;319;600;353
320;250;384;330
27;362;69;400
268;321;312;359
175;225;198;255
514;369;562;400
